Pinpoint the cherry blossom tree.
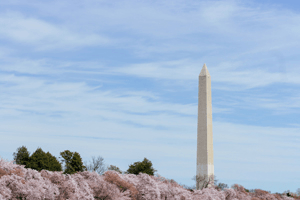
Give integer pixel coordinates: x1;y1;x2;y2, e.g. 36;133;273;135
0;157;296;200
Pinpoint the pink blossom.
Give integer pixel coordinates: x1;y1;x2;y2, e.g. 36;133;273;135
0;158;296;200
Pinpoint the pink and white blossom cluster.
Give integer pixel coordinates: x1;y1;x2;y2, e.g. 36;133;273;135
0;158;295;200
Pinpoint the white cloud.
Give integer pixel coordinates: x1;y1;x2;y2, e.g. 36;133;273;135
0;12;111;50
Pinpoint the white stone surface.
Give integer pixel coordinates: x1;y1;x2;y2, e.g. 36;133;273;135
196;63;214;189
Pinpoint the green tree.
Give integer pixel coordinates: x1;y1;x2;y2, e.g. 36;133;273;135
46;152;63;171
126;158;156;175
107;165;122;174
13;146;62;171
60;150;86;174
13;146;30;166
26;147;62;172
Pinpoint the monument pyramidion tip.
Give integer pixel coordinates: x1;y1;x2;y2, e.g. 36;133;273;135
199;63;210;77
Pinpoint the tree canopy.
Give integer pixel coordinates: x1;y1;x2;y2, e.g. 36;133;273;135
13;146;30;166
126;158;156;176
60;150;86;174
13;146;62;172
27;148;62;172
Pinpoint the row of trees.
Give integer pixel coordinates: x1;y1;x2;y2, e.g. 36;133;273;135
2;157;299;199
13;146;157;176
10;146;300;196
13;146;231;191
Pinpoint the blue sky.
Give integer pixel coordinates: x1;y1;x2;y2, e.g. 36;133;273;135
0;0;300;194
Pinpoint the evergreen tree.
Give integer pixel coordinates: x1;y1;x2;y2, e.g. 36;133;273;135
46;152;63;171
27;147;62;172
70;152;85;172
13;146;62;171
13;146;30;166
126;158;156;175
27;147;48;171
60;150;86;174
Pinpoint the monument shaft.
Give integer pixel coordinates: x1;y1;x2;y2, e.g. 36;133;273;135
196;64;214;189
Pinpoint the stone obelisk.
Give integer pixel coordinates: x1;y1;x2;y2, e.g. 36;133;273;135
196;64;214;190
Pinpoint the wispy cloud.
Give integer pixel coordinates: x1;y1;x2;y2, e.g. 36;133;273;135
109;59;300;90
0;12;111;50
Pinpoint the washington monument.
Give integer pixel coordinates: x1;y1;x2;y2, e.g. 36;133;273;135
196;64;214;189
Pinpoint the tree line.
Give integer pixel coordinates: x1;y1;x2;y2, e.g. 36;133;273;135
11;146;300;196
13;145;229;191
13;145;156;176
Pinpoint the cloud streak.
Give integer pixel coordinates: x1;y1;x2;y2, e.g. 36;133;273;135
0;12;111;50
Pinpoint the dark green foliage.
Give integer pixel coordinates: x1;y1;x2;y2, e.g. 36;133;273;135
13;146;30;166
13;146;62;172
27;148;48;171
45;152;63;171
27;147;62;172
126;158;156;176
60;150;86;174
71;152;86;172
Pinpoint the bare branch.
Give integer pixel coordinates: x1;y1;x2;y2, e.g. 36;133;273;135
85;156;106;175
194;174;215;190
